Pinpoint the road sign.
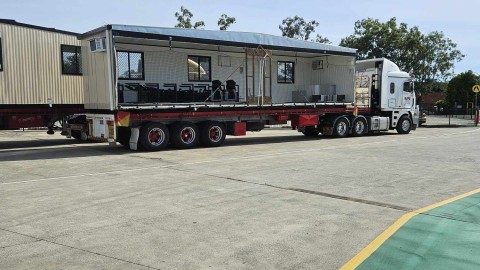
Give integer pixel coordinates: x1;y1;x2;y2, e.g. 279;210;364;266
473;85;480;93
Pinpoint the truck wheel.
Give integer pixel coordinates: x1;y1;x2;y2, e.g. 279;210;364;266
396;116;412;134
333;118;349;138
351;117;367;136
302;126;320;137
170;122;199;149
71;130;82;141
139;123;170;151
199;121;226;147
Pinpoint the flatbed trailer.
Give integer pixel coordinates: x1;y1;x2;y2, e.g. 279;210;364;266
0;105;84;133
79;101;407;151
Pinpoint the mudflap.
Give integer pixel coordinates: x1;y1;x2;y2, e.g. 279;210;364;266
129;127;140;150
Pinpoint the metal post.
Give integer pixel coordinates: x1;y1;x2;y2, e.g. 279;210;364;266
475;92;478;126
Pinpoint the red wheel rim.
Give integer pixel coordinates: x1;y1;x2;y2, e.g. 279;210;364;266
148;128;165;146
208;126;222;143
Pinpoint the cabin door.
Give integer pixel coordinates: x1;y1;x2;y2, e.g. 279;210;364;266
246;47;272;105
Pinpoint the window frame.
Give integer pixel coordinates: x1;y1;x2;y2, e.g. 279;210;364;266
187;55;212;82
117;50;145;81
277;61;295;84
60;44;82;75
0;37;3;72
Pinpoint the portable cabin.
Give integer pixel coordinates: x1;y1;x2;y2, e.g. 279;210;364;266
0;19;83;107
78;25;357;110
0;19;84;130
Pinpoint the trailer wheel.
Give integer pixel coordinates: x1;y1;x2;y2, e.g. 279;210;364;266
139;123;170;151
302;126;320;137
71;130;82;141
170;122;199;149
351;117;367;137
333;118;349;138
199;121;226;147
396;116;412;134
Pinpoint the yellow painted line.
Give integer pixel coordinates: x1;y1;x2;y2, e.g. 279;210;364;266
414;188;480;214
340;188;480;270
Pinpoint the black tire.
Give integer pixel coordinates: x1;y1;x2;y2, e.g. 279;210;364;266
199;121;226;147
302;126;320;137
170;122;199;149
396;116;412;134
351;117;368;137
139;123;170;151
333;117;349;138
116;127;131;146
71;130;82;141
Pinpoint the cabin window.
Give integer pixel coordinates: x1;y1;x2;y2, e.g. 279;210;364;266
277;61;295;83
61;45;82;75
390;82;395;94
403;81;413;92
188;55;211;82
0;37;3;71
118;51;144;80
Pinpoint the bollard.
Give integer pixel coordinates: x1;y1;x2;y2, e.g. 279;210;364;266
475;108;480;126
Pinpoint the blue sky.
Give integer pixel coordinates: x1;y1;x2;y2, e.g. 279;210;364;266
2;0;478;75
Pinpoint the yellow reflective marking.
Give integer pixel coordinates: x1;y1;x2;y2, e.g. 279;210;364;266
340;188;480;270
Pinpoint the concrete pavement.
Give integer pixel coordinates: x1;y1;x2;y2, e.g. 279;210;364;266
1;127;479;269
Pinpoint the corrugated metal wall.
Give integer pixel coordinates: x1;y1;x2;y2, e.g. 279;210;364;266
0;23;83;105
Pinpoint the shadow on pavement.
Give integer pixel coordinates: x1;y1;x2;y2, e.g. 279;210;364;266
0;132;401;162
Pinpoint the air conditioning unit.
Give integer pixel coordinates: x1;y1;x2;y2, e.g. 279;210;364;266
89;38;106;52
312;60;324;70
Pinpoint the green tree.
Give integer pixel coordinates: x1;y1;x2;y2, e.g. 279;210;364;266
445;71;480;106
174;6;205;29
435;99;449;108
218;14;236;30
279;16;319;41
340;17;464;93
314;34;331;44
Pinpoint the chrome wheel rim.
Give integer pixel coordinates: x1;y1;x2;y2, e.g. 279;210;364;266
337;121;348;136
402;119;411;131
355;121;365;134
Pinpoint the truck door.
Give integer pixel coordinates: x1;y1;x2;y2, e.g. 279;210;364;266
402;81;414;108
386;77;405;108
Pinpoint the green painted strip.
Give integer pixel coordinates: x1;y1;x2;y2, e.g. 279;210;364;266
357;193;480;270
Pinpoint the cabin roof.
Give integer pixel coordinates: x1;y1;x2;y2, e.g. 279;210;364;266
80;24;357;56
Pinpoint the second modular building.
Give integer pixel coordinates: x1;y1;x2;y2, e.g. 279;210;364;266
78;24;357;111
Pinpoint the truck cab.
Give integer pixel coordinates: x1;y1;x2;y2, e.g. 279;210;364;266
355;58;419;133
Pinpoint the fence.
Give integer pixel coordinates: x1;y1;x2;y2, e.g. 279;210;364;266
420;105;478;127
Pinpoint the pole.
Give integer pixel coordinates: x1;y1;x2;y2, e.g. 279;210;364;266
476;92;478;126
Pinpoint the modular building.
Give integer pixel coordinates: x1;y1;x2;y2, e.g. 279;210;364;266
79;25;357;110
0;19;83;130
